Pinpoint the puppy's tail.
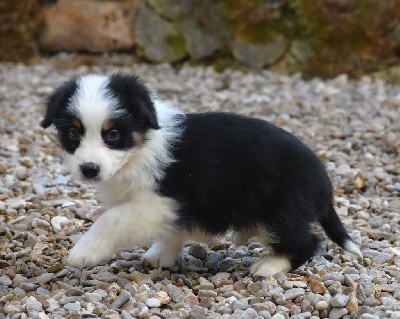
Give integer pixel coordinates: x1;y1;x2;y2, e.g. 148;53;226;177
319;206;363;259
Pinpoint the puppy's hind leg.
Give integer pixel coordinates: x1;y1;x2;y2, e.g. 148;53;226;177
250;220;320;277
232;228;255;248
250;255;292;277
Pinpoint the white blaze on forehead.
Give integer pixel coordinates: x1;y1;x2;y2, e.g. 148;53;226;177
68;75;124;131
64;74;133;182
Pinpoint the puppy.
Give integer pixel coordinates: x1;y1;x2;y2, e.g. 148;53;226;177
41;73;362;276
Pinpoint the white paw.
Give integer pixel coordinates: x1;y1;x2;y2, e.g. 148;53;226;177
344;239;363;259
68;236;113;268
142;242;180;268
250;256;291;277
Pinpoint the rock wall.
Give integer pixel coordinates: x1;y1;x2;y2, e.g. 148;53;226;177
0;0;41;62
1;0;400;77
39;0;137;53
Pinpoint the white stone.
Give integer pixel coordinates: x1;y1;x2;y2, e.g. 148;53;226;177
5;198;26;209
145;297;162;308
50;216;69;232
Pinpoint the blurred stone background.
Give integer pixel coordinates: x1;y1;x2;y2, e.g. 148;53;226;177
1;0;400;78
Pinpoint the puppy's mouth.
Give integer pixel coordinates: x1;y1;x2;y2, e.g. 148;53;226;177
80;175;103;183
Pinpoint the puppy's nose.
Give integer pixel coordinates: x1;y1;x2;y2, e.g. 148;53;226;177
80;162;100;179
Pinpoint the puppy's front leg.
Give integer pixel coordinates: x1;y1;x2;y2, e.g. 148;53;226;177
143;232;185;268
68;197;176;268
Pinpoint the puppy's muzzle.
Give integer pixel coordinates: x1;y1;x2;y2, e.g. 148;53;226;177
80;162;100;179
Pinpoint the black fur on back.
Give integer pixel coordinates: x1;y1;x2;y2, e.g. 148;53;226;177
159;112;347;269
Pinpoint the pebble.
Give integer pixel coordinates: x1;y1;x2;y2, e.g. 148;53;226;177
110;290;131;309
315;301;329;311
198;290;218;298
182;254;203;268
281;281;293;290
32;178;48;195
50;216;69;232
372;252;392;264
84;292;103;303
92;271;118;283
232;300;251;311
284;288;305;300
243;256;260;267
309;279;327;294
346;292;358;313
154;290;170;304
329;308;348;319
291;281;307;288
207;251;222;267
217;257;236;272
0;276;12;286
321;272;343;283
330;293;349;308
166;284;185;303
121;310;135;319
65;288;84;297
31;218;52;231
301;299;312;313
212;272;233;287
63;302;81;312
5;198;26;209
189;244;208;260
190;305;208;317
25;297;43;312
46;299;60;312
41;199;65;207
61;201;75;208
35;273;54;285
239;308;259;319
145;297;162;308
389;313;400;319
47;263;63;273
20;283;38;292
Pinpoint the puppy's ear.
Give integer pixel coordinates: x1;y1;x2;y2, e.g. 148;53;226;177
41;79;78;129
107;73;160;130
137;99;160;130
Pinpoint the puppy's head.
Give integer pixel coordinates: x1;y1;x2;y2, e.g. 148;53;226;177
41;73;159;183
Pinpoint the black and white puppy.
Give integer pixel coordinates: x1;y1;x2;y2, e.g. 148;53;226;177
41;73;362;276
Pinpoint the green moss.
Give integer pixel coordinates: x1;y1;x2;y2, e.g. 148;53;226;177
0;0;40;62
220;0;290;44
286;0;400;78
373;65;400;85
165;30;187;58
187;45;248;72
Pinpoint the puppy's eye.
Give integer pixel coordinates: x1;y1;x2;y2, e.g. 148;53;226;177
106;129;120;141
68;128;80;141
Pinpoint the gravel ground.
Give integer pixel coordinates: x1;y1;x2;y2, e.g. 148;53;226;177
0;57;399;319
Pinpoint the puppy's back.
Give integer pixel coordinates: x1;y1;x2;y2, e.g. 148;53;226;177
159;112;332;232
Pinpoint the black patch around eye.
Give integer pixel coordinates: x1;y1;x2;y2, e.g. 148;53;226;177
101;118;136;150
102;129;135;150
54;117;85;154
